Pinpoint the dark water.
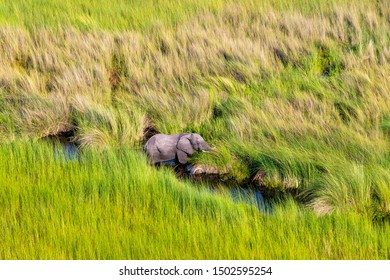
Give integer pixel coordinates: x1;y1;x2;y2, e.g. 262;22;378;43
58;141;79;161
203;184;271;213
230;187;271;213
45;136;79;161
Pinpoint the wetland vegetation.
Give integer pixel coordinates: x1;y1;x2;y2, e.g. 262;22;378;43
0;0;389;259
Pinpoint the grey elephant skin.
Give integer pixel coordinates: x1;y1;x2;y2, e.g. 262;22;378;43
144;133;211;165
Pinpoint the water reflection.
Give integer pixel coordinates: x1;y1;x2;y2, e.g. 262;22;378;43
59;141;79;161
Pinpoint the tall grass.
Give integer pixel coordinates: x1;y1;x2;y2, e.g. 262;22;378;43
0;0;390;259
0;0;225;31
1;1;389;210
0;141;389;259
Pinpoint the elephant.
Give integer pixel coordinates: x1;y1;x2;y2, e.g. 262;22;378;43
144;133;211;165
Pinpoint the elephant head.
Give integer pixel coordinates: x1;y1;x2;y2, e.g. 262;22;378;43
144;133;211;165
176;133;211;164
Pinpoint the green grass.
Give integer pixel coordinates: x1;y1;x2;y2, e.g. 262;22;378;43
0;0;390;259
1;141;389;259
0;0;224;31
0;0;378;31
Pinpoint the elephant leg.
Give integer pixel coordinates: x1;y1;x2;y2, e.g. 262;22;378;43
176;150;188;164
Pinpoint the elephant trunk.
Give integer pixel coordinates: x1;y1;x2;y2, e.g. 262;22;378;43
200;143;211;152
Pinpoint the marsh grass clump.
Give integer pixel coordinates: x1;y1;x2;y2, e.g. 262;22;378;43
70;96;146;148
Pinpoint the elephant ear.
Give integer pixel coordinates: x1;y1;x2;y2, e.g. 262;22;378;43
177;135;194;155
177;150;188;164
